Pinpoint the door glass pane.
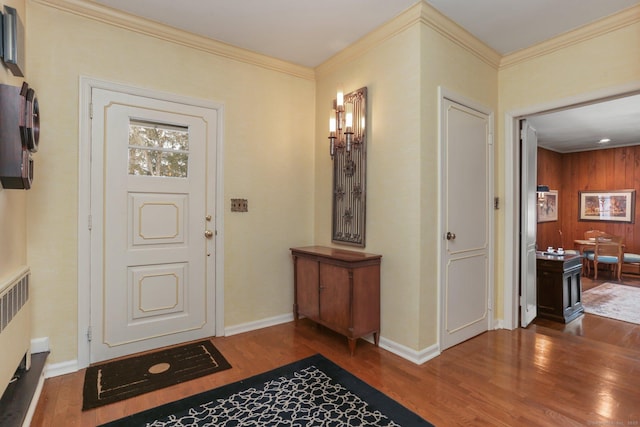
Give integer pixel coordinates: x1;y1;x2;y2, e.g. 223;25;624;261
128;120;189;177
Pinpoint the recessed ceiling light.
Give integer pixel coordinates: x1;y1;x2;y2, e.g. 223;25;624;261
599;138;611;143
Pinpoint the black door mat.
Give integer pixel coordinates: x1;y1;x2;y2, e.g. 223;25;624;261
82;340;231;410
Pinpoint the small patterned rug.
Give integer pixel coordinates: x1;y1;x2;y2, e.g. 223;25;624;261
99;354;433;427
582;282;640;325
83;340;231;410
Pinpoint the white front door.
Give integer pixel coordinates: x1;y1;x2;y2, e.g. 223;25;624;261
440;95;493;351
520;120;538;327
90;88;218;363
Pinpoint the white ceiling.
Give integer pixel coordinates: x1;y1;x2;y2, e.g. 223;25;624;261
529;95;640;153
90;0;640;152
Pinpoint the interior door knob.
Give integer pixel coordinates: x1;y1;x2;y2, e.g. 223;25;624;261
446;232;456;240
204;230;214;238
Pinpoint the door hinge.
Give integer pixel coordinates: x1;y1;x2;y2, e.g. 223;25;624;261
87;326;92;342
520;129;526;140
89;102;93;119
488;133;494;145
88;214;92;230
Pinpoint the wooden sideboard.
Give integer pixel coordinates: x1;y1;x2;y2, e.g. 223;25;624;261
290;246;381;355
536;252;584;323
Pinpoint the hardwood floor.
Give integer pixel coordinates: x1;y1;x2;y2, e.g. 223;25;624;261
31;277;640;426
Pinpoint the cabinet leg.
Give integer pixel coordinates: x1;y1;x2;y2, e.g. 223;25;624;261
373;332;379;347
347;338;356;356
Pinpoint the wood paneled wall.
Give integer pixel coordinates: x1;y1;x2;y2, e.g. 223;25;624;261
537;146;640;254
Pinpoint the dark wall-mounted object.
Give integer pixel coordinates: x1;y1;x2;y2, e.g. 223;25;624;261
0;83;40;189
2;6;25;77
332;87;367;247
0;10;4;60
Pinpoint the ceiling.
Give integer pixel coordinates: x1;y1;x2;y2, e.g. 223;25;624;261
90;0;640;152
529;94;640;153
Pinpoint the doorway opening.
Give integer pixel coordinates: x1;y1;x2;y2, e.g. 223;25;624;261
504;85;640;330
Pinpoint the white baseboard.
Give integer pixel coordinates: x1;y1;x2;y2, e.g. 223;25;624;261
44;360;79;379
35;315;445;380
226;315;441;365
224;313;294;336
378;336;440;365
30;337;50;354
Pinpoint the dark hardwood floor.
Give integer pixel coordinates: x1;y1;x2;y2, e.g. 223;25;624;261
31;274;640;426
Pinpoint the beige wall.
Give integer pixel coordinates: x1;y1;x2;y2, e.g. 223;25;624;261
4;0;637;368
0;0;28;285
315;25;424;349
417;21;498;348
314;3;498;351
25;1;315;364
495;14;640;319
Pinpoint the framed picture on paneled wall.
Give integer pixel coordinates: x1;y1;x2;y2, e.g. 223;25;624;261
537;190;558;222
579;190;636;223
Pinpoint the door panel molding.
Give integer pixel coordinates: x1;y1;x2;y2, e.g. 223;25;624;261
438;86;494;351
77;77;225;368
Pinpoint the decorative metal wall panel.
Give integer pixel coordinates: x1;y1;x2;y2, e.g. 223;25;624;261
332;87;367;247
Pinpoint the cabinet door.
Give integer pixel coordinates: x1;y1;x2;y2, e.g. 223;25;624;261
296;257;319;319
319;263;350;332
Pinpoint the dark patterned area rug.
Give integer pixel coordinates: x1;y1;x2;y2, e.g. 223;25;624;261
83;340;231;410
99;354;433;426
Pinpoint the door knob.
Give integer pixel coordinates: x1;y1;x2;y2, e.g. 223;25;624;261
446;232;456;240
204;230;214;238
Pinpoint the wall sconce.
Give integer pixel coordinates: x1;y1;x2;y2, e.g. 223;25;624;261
328;86;367;159
329;85;368;247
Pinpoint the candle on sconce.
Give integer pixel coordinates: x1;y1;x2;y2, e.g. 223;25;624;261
336;85;344;111
345;103;353;129
329;110;336;134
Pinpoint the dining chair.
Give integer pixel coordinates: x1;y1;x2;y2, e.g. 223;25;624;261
582;230;606;275
585;235;623;281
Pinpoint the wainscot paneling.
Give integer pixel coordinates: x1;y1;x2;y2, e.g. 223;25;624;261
537;146;640;255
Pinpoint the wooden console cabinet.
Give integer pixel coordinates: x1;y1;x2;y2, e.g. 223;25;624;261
536;253;584;323
290;246;381;355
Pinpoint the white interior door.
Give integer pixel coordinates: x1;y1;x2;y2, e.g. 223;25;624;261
90;88;218;363
440;96;493;351
520;120;538;327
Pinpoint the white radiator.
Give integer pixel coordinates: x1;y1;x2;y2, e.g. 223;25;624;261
0;267;31;399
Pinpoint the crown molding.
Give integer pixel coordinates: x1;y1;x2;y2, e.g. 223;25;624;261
315;1;501;77
32;0;315;80
417;1;501;69
501;4;640;69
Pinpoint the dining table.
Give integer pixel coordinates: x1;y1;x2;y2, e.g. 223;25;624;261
573;238;624;252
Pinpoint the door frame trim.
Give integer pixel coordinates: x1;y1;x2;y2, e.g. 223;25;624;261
438;86;495;350
502;82;640;329
77;76;225;368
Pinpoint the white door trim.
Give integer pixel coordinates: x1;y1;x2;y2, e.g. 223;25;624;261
438;86;495;350
502;82;640;329
77;76;225;368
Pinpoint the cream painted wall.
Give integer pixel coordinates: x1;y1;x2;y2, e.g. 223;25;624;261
496;18;640;320
10;0;638;368
418;24;498;348
25;2;315;364
314;3;498;352
0;1;28;285
315;26;424;350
